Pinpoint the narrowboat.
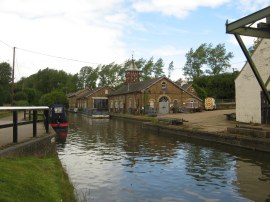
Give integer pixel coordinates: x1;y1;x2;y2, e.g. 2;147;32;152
49;104;68;139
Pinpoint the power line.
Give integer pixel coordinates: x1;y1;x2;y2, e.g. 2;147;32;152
0;39;12;48
16;47;101;65
0;38;101;65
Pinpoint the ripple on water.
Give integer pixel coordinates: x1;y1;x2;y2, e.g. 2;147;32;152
57;116;270;202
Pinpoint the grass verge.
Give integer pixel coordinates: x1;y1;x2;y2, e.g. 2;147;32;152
0;155;76;202
0;112;12;119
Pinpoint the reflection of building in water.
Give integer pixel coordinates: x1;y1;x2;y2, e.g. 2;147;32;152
235;161;270;202
184;146;235;187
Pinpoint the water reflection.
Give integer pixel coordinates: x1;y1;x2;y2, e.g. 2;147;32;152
57;114;270;202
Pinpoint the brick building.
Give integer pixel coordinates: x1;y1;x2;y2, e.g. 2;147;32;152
67;88;89;110
76;86;113;110
108;60;202;114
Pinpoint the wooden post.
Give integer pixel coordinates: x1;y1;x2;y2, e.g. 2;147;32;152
11;47;15;106
33;110;37;137
13;111;18;143
44;110;49;133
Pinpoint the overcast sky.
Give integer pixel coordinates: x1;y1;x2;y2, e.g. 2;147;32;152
0;0;269;81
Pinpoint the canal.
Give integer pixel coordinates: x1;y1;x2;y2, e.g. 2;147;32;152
57;114;270;202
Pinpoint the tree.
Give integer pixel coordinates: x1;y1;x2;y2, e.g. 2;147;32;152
168;61;174;79
39;91;68;106
183;43;234;79
183;44;208;80
0;62;12;85
153;58;165;78
16;67;77;97
174;78;184;86
98;63;122;88
0;62;12;105
78;66;99;89
14;91;28;101
248;38;262;55
193;72;238;99
23;88;39;105
206;43;233;75
141;57;154;81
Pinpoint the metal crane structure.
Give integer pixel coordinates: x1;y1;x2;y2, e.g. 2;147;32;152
226;6;270;104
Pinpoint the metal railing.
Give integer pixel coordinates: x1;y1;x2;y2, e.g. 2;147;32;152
0;106;49;143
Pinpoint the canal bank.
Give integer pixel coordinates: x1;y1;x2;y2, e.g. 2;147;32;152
110;109;270;153
0;113;77;202
0;155;77;202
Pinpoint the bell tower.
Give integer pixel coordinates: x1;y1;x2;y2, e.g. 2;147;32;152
125;55;141;84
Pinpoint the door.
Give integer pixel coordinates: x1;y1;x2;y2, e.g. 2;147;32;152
159;96;169;114
261;91;270;124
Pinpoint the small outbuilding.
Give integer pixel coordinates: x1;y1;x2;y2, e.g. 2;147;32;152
67;88;89;110
76;86;113;111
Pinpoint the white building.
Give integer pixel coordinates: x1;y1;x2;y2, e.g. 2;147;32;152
235;39;270;124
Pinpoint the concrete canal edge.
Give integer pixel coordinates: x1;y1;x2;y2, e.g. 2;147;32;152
0;134;57;157
143;122;270;153
111;115;270;153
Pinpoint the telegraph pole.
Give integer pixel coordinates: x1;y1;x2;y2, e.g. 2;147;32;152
12;47;15;105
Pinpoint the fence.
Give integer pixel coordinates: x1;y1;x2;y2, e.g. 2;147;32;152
0;106;49;143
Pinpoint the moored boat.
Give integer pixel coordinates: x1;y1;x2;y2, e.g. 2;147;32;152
49;104;69;140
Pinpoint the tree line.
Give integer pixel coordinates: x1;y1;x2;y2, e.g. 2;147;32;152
5;57;171;106
0;42;241;106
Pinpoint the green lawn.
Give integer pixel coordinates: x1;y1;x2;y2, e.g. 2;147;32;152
0;155;77;202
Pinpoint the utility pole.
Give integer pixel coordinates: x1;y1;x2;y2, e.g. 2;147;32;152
12;47;15;105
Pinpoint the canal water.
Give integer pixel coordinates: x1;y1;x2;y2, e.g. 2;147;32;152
57;114;270;202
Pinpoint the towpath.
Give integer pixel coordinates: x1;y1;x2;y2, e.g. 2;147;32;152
0;112;49;148
158;109;270;133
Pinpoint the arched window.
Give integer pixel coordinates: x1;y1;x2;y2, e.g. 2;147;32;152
159;96;169;102
161;81;167;90
173;99;178;107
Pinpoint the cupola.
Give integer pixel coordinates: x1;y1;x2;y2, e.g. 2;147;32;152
125;55;141;84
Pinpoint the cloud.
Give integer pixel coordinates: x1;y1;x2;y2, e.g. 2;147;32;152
151;45;186;57
235;0;270;12
132;0;231;18
0;0;131;80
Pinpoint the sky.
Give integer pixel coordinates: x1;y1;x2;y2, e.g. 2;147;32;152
0;0;269;82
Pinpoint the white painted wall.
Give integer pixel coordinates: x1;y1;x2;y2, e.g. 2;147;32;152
235;39;270;124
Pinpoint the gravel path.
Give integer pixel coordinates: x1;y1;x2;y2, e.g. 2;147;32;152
158;109;237;132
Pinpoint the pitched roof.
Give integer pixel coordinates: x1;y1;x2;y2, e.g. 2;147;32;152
181;83;192;91
109;76;202;101
109;77;162;96
127;60;140;71
235;38;264;81
67;88;89;98
77;86;113;99
77;89;91;99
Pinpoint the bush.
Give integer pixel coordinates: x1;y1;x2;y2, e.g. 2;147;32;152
14;100;29;106
14;91;28;101
39;91;68;106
